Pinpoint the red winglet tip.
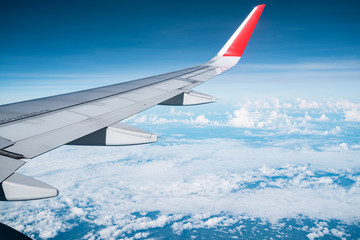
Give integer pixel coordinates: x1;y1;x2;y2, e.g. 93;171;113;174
222;4;265;57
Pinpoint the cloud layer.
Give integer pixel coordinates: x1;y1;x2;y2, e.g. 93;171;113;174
1;97;359;239
1;136;359;239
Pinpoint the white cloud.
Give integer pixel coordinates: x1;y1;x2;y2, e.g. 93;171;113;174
228;107;255;128
304;112;312;121
307;222;330;240
128;98;359;138
317;113;329;121
170;107;193;117
330;228;348;239
344;109;360;122
296;98;321;109
129;98;353;138
226;107;340;135
191;114;210;125
333;99;360;110
305;221;350;240
350;144;360;150
70;207;84;216
339;143;349;151
287;126;341;136
134;232;150;239
321;142;349;151
133;113;219;127
172;216;231;234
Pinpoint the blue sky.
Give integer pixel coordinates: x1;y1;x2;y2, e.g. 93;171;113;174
0;0;359;103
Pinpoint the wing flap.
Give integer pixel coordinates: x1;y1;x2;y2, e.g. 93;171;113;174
160;91;216;106
68;122;157;146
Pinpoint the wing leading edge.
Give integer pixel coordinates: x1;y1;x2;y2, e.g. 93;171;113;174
0;4;265;201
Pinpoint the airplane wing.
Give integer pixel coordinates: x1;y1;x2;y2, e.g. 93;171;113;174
0;4;265;201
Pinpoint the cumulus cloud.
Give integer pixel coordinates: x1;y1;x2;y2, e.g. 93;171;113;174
170;107;193;117
306;222;330;240
296;98;321;109
130;97;359;136
317;113;329;121
133;113;219;127
121;98;360;148
191;114;210;125
330;228;348;239
320;142;350;152
344;109;360;122
305;221;351;240
227;107;255;128
331;99;360;110
225;107;340;136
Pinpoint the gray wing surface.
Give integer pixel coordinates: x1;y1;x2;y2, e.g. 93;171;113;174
0;4;265;201
0;65;212;159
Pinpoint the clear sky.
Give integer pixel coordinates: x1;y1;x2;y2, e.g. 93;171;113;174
0;0;359;103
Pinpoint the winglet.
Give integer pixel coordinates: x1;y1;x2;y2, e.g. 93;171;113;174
217;4;265;57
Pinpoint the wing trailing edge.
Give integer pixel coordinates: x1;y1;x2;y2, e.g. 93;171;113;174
160;91;216;106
